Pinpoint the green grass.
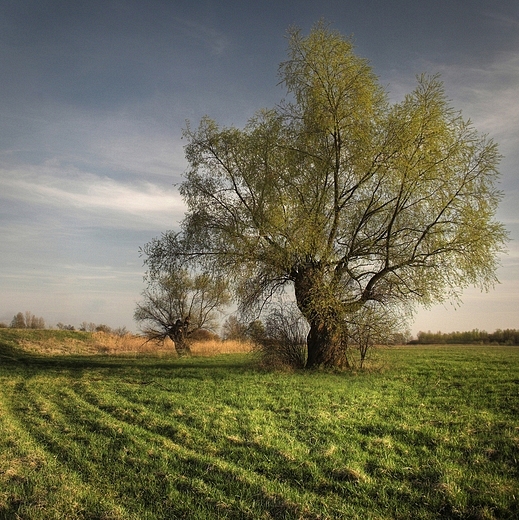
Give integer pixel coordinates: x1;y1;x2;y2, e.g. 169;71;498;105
1;331;518;519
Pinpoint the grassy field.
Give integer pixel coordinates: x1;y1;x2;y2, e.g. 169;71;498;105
0;330;518;519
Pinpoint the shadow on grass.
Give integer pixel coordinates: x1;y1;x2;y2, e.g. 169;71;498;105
0;340;256;375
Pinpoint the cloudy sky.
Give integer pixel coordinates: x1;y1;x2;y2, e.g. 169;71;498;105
1;0;518;334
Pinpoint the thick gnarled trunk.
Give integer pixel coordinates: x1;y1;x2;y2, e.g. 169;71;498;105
293;265;349;369
306;319;349;369
168;317;192;356
170;335;191;356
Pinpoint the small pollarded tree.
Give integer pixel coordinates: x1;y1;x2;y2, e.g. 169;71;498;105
143;22;507;369
135;248;230;355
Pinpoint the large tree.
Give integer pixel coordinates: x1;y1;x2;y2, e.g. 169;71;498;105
144;22;507;368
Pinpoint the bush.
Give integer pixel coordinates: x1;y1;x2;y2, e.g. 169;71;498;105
112;326;129;337
95;324;112;333
56;323;75;331
221;315;248;341
255;304;308;369
189;329;220;342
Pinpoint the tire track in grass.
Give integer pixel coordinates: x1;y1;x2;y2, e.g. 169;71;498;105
5;373;329;519
72;378;386;519
0;377;133;519
72;375;440;518
71;378;343;518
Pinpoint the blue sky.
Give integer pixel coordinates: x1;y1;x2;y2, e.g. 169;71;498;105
1;0;518;334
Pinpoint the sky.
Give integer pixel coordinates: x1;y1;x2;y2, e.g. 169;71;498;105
1;0;518;335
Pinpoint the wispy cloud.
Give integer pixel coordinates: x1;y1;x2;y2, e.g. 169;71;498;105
386;51;519;142
1;164;186;230
484;11;519;31
438;52;519;142
174;17;230;57
5;102;188;178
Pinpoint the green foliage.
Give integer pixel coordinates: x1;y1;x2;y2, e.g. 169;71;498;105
0;343;518;518
143;21;507;367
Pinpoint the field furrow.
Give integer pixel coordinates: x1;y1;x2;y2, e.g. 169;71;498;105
1;332;518;519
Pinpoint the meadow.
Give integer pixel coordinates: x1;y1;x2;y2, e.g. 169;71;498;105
0;329;518;519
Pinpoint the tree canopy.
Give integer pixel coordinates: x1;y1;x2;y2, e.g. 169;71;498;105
143;22;507;368
135;252;230;354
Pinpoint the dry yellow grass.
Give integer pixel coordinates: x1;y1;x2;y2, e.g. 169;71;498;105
18;335;98;355
18;332;253;357
189;339;253;355
93;334;253;356
91;332;161;355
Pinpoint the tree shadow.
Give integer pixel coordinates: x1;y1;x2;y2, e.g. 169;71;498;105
0;341;256;377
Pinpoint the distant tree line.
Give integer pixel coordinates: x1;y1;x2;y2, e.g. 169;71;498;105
412;329;519;346
6;311;45;330
0;312;127;336
56;322;129;336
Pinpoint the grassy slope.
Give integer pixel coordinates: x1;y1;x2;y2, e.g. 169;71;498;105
0;328;107;357
0;330;518;519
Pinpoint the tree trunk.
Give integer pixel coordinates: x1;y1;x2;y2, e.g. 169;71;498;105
170;334;191;356
306;319;349;369
168;318;192;356
293;265;349;369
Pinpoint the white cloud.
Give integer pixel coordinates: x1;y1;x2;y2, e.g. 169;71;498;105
1;164;186;229
386;51;519;142
443;54;519;142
